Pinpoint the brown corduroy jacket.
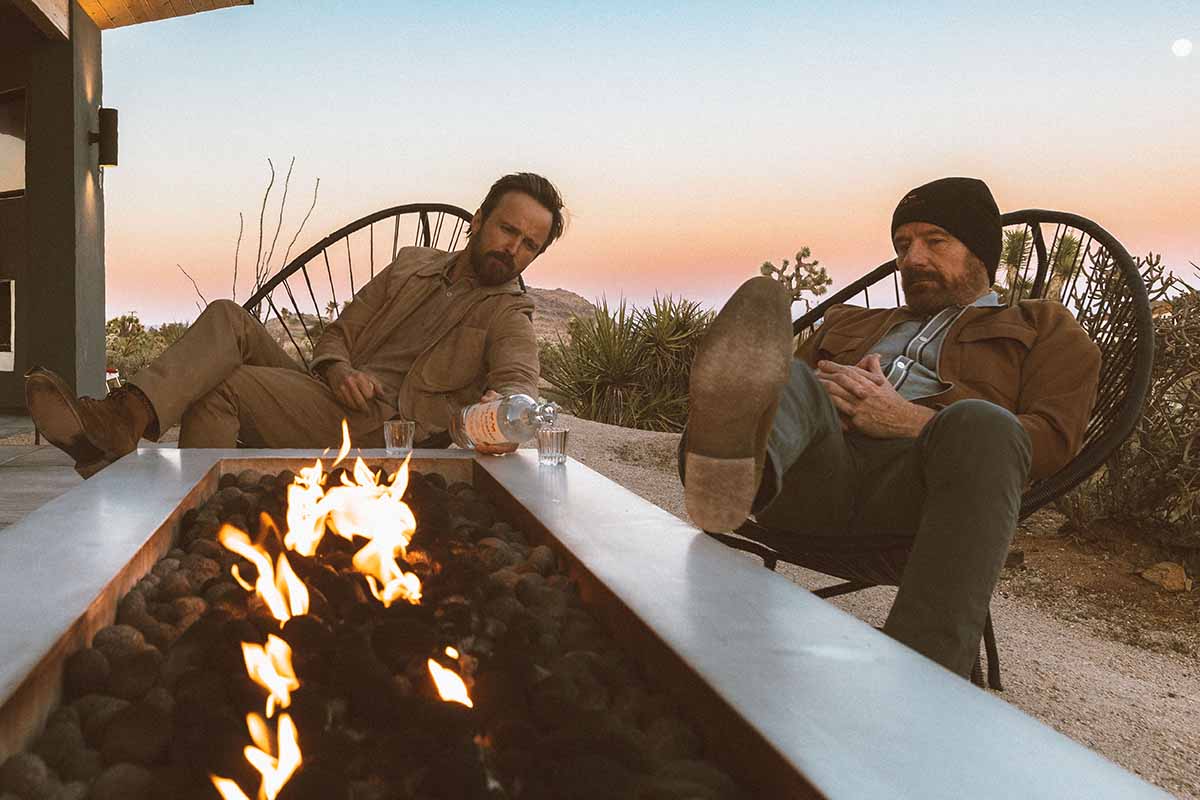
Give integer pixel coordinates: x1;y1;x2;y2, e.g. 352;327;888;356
795;299;1102;483
310;247;539;441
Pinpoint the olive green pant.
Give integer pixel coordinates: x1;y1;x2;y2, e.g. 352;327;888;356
685;361;1031;679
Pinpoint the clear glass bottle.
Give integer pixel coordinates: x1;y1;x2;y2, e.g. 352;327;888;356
449;394;559;449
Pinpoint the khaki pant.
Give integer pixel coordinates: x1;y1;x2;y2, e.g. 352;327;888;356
131;300;394;448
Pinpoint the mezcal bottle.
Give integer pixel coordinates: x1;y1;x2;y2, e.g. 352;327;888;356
449;394;558;449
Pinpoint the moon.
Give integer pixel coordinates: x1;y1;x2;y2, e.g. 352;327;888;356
1173;38;1193;57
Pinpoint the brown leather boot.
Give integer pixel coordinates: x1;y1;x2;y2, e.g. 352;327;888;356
24;367;156;478
684;277;794;532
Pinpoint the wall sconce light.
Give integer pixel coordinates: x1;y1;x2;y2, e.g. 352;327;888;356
89;107;118;167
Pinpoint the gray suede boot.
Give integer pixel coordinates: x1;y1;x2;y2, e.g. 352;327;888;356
684;277;794;532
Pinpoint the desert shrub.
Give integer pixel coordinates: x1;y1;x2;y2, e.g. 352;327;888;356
105;312;191;379
541;296;713;432
1058;253;1200;550
760;246;832;313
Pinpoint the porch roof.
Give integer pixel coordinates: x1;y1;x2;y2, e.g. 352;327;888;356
79;0;251;30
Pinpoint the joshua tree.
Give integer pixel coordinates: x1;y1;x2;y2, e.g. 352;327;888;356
760;246;833;313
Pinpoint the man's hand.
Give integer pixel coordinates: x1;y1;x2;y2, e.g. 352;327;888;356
323;363;383;413
816;354;935;438
474;389;518;456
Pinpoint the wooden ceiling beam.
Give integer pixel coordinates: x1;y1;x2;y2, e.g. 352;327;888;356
11;0;70;39
78;0;251;30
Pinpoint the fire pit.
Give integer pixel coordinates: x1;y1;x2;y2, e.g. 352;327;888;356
0;447;1168;799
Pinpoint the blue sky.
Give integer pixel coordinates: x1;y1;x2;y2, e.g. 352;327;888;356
100;0;1198;322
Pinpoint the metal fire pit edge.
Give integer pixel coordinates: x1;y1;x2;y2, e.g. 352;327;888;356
0;447;1170;800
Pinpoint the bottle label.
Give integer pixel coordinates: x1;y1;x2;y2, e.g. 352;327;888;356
464;401;507;446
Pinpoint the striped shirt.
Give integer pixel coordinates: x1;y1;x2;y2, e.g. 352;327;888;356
872;291;1002;401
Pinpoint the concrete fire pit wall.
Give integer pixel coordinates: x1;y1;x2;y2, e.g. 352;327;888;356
0;448;1171;799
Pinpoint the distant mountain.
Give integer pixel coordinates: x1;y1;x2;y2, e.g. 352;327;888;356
526;286;595;343
260;287;594;360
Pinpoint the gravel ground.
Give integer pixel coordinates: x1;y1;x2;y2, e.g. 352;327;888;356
557;412;1200;799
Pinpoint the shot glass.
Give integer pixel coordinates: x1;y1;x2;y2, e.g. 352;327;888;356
536;426;569;466
383;419;416;455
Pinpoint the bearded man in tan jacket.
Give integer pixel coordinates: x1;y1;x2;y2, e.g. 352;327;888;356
26;173;565;476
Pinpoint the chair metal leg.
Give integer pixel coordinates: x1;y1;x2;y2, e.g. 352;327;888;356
813;580;872;599
984;612;1002;691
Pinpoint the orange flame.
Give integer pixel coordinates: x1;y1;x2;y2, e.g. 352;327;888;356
212;419;428;800
242;635;299;718
210;713;302;800
283;459;328;557
219;525;310;622
331;419;352;469
427;659;473;708
281;451;421;608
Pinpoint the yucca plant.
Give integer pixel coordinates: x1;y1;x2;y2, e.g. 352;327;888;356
541;296;713;432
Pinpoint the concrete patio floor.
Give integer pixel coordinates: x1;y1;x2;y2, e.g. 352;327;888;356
0;445;82;530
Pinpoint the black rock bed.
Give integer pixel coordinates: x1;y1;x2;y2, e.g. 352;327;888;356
0;467;746;800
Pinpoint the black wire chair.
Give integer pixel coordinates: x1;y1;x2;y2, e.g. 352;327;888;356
241;202;524;369
705;210;1155;690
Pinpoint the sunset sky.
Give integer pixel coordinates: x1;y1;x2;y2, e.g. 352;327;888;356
100;0;1198;324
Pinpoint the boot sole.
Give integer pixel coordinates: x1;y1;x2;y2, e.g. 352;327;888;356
685;278;794;531
25;368;111;469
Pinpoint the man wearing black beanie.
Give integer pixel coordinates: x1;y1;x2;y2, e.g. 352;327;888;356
681;176;1101;680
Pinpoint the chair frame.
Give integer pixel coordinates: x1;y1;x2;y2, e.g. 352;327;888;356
706;209;1155;689
242;202;526;369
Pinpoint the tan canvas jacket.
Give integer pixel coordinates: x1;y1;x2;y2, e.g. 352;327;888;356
310;247;539;441
796;300;1102;483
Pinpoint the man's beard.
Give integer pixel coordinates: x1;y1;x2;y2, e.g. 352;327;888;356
901;270;979;314
468;239;518;286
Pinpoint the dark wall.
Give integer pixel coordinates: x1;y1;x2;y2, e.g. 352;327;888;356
0;1;105;411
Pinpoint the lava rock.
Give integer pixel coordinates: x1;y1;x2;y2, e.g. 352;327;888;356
117;591;154;630
638;760;745;800
58;748;102;783
107;647;163;701
101;702;171;765
459;499;495;528
73;695;130;746
63;649;111;699
150;559;180;579
134;575;161;601
546;754;637;800
515;573;563;612
91;626;146;665
236;469;262;491
185;538;222;560
157;572;192;600
89;763;153;800
49;782;88;800
1;752;57;799
141;687;174;718
475;539;522;572
33;720;85;772
180;555;220;586
645;716;702;763
134;619;179;651
484;568;522;598
171;596;207;623
483;595;524;625
47;707;80;729
524;545;556;576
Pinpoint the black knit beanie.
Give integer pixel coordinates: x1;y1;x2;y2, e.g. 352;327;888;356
891;177;1002;284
